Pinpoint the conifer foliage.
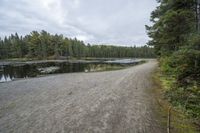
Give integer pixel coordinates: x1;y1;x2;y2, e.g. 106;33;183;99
0;30;155;59
146;0;200;118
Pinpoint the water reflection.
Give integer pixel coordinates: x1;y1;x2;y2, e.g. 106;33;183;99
0;60;140;82
0;75;13;82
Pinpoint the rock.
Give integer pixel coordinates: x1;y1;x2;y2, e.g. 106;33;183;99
37;66;60;74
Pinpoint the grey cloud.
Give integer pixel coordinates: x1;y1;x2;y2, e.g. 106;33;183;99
0;0;157;46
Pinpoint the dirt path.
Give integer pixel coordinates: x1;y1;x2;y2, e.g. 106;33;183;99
0;60;166;133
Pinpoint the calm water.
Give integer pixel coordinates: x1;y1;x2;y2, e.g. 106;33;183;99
0;59;140;82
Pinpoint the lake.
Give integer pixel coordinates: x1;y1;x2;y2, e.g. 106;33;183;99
0;59;142;82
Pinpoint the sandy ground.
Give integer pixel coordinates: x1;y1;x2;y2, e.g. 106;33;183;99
0;60;166;133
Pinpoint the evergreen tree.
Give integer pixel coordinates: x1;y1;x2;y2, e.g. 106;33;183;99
147;0;200;119
0;30;155;59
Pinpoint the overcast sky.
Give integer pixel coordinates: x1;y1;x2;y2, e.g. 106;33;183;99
0;0;157;46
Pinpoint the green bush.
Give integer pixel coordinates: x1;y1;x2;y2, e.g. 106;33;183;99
169;50;199;85
166;85;200;118
160;56;176;75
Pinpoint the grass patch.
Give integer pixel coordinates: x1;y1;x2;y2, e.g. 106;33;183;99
85;60;146;72
84;64;125;72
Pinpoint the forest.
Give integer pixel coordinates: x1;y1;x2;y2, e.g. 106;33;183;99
146;0;200;122
0;31;155;59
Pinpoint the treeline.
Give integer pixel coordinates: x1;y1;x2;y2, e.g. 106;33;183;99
146;0;200;120
0;30;155;59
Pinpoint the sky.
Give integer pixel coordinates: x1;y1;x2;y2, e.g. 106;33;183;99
0;0;157;46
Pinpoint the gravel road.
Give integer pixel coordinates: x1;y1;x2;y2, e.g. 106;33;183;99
0;60;166;133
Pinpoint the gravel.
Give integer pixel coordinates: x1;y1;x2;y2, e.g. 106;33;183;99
0;60;166;133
